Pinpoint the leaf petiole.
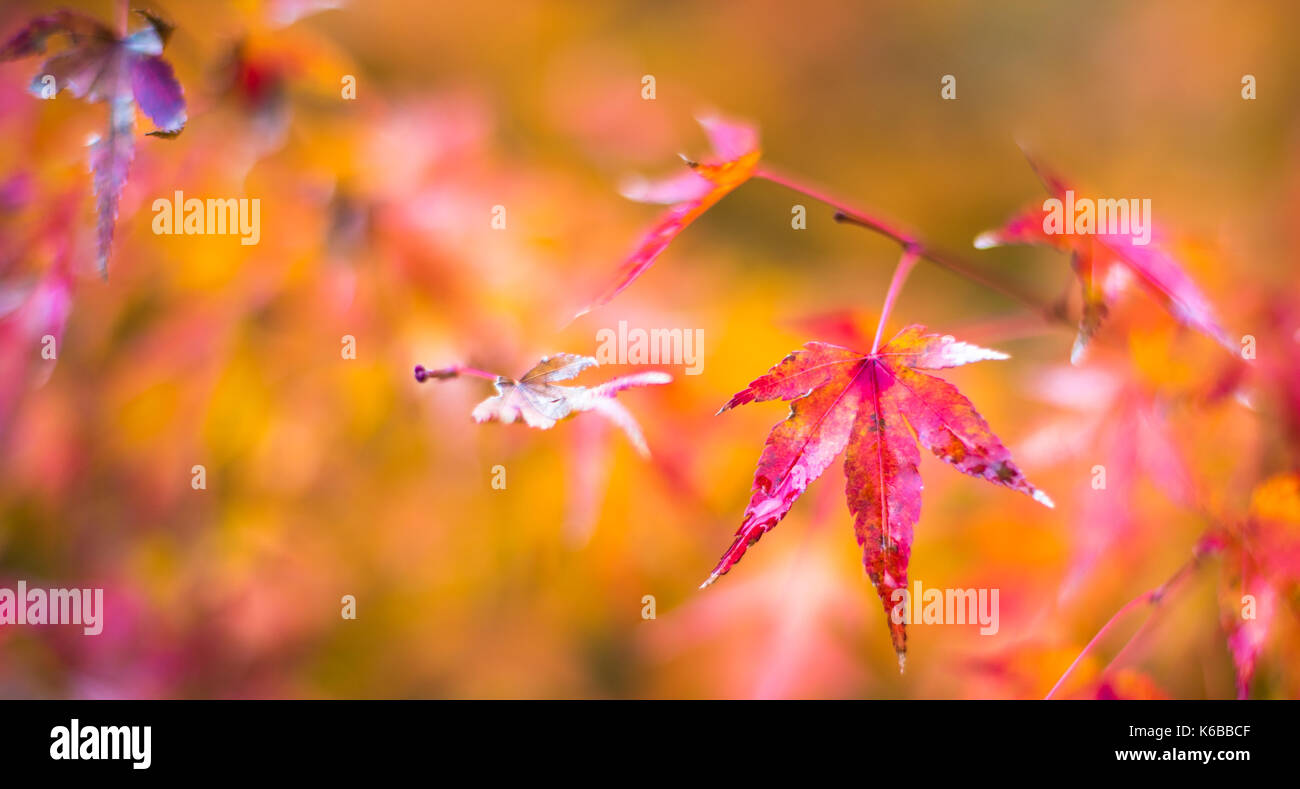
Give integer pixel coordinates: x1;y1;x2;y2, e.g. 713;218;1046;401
413;364;500;383
872;248;921;353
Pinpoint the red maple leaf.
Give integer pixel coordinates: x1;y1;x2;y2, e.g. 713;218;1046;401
974;152;1232;363
573;114;760;319
703;326;1053;662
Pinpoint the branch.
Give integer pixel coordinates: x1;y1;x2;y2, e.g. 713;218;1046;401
1044;537;1219;699
754;167;1068;324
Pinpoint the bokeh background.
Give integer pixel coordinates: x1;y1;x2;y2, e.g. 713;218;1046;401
1;0;1298;698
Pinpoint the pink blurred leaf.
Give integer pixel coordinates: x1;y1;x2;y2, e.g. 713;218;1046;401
1020;364;1191;600
1220;473;1300;697
0;221;75;437
574;114;760;318
618;170;714;205
1;9;186;276
974;153;1232;363
697;113;759;162
129;55;186;132
88;94;135;278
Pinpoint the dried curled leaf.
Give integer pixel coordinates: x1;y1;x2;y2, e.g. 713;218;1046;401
416;354;671;456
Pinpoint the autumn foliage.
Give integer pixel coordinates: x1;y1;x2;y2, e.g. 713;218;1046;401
701;327;1053;662
0;0;1297;700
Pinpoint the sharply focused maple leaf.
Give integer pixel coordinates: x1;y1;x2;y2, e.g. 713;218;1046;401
703;326;1053;661
415;353;671;456
573;114;760;319
0;9;186;276
973;153;1232;363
